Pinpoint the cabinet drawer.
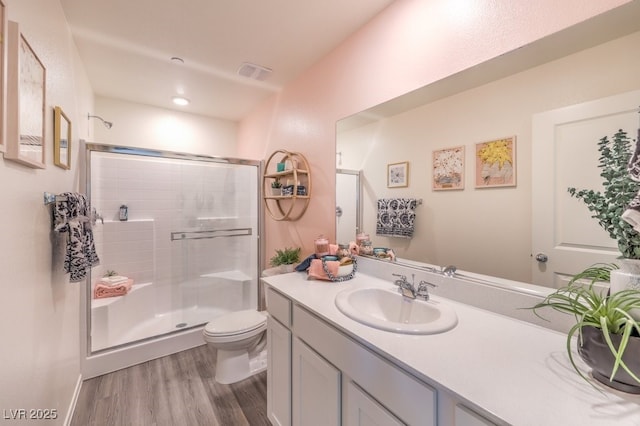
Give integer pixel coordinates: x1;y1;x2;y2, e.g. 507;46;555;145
266;287;291;327
293;304;436;426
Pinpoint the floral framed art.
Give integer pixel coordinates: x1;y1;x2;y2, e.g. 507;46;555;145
5;21;46;169
387;161;409;188
475;136;516;188
432;146;464;190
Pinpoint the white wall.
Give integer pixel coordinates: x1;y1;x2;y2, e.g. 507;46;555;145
0;0;93;423
338;31;640;283
92;96;238;158
0;3;239;423
239;0;632;267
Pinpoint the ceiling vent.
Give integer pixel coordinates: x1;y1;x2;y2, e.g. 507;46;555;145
237;62;272;81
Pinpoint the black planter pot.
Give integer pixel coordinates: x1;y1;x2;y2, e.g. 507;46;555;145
578;325;640;393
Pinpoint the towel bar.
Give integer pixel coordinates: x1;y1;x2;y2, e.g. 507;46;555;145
43;192;67;205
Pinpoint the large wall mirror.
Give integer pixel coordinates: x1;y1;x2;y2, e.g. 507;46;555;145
336;5;640;288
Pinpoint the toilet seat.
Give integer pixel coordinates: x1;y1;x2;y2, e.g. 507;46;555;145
203;309;266;338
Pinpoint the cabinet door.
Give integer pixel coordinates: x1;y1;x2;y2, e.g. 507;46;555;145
292;337;341;426
344;379;405;426
455;404;497;426
267;317;292;426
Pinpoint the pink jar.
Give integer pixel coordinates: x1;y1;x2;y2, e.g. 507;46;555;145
356;233;370;246
314;236;330;258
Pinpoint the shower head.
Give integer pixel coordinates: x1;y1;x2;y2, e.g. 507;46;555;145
88;113;113;129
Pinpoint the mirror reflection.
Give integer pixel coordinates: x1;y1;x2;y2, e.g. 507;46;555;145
336;22;640;287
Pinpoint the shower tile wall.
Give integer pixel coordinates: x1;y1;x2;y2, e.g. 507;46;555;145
90;152;258;316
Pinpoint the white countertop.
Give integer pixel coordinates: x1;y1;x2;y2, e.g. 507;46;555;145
262;271;640;426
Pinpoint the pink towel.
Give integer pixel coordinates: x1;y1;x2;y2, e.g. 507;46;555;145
94;279;133;299
307;259;340;281
348;241;360;256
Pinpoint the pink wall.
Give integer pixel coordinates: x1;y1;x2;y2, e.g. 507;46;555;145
238;0;630;262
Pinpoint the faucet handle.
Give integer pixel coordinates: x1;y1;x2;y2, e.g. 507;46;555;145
392;273;407;285
416;280;437;300
418;280;436;288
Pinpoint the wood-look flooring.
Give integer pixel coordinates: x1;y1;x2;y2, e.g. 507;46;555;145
71;344;269;426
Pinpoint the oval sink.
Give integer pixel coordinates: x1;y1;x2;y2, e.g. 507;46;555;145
335;287;457;334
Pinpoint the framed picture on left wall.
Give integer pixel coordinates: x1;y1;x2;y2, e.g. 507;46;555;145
54;106;71;170
5;20;46;169
0;0;7;154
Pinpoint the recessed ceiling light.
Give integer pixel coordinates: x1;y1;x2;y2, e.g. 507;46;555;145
172;96;190;106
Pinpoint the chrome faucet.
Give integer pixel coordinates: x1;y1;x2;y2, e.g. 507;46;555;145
392;273;437;300
421;264;457;277
441;265;457;277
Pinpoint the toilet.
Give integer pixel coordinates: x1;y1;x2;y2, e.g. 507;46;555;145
203;309;268;384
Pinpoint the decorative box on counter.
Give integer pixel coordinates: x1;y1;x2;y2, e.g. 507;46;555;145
282;185;307;196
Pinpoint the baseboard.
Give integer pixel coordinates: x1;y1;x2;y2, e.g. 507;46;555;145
63;374;83;426
83;326;206;379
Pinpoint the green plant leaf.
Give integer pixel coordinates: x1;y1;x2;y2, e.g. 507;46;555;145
269;247;302;266
529;263;640;387
568;130;640;259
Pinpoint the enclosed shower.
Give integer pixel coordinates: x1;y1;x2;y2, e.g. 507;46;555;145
82;143;261;377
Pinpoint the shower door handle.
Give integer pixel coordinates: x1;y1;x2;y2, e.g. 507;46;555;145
171;228;252;241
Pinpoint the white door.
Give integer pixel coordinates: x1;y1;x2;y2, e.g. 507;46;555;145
532;90;640;287
336;170;361;244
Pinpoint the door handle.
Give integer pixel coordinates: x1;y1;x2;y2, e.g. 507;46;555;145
336;206;343;217
535;253;548;263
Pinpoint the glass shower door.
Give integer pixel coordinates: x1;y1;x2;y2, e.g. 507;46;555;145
87;145;260;353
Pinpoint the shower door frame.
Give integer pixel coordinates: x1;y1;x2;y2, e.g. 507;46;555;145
80;141;264;378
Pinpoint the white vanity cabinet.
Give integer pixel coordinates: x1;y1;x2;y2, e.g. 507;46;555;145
263;269;640;426
266;286;440;426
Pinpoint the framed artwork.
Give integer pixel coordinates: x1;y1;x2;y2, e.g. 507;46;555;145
475;136;516;188
387;161;409;188
54;106;71;169
5;21;46;169
0;0;6;153
432;146;464;190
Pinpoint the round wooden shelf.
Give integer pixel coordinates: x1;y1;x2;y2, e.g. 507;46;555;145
263;150;311;221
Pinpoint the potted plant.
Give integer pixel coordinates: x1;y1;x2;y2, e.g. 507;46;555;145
271;178;282;196
568;129;640;298
269;247;301;273
567;129;640;260
532;264;640;392
532;129;640;393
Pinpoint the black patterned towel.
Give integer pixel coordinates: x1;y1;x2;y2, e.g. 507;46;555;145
376;198;418;238
54;192;100;282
